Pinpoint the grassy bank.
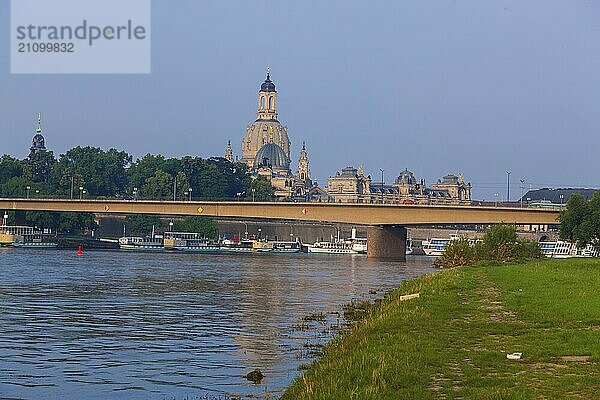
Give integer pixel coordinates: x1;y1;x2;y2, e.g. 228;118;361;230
282;259;600;399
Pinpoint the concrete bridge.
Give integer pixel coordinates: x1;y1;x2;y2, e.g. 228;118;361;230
0;198;560;260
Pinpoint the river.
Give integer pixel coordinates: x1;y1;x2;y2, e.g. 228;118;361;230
0;249;435;399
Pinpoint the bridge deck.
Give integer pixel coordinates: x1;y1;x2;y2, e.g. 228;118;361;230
0;199;560;226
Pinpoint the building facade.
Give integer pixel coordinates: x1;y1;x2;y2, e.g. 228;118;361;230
326;167;472;205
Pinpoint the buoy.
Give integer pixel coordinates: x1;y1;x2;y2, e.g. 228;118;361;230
77;245;83;255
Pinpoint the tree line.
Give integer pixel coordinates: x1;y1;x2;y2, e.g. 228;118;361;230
0;146;275;233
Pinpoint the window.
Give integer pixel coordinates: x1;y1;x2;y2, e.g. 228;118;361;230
268;96;274;110
260;96;265;108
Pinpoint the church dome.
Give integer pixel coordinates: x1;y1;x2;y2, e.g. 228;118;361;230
260;73;276;92
396;169;416;185
254;142;289;170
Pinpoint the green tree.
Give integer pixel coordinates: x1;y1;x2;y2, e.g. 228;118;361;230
125;215;164;236
248;176;276;201
52;146;131;197
560;192;600;248
173;216;218;239
141;169;173;199
0;155;23;184
22;150;56;183
58;212;97;234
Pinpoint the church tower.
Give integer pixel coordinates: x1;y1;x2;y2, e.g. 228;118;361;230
241;70;291;167
30;113;47;153
296;141;311;182
225;140;234;163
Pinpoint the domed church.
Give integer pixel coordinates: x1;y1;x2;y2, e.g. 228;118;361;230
225;71;314;200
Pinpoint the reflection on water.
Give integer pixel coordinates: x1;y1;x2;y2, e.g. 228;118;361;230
0;250;435;399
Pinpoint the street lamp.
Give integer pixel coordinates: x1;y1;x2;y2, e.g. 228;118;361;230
494;193;499;207
506;171;511;203
379;169;385;204
188;187;193;201
79;186;84;199
257;227;262;239
169;220;174;232
26;186;31;199
560;194;564;206
133;187;138;200
35;189;40;198
252;188;256;202
244;222;248;239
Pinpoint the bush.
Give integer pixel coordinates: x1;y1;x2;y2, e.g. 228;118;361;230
435;225;542;268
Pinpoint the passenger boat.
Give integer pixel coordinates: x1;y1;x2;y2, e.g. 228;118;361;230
539;240;599;258
118;236;164;251
270;241;301;253
163;232;220;253
1;226;57;248
220;239;258;253
306;240;359;254
422;234;461;256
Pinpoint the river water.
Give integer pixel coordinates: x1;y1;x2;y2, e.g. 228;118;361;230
0;249;435;399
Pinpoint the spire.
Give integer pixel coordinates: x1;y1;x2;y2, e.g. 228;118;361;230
225;140;234;163
302;141;306;151
36;112;42;134
267;67;271;80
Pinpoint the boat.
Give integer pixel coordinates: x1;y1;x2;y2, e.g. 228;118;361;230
539;240;599;258
422;234;461;256
163;232;220;253
270;241;301;253
306;240;359;254
0;226;57;248
118;236;164;251
220;239;258;253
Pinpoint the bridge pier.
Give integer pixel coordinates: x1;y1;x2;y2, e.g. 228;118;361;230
367;225;407;261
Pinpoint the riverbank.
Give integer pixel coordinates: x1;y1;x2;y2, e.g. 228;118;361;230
282;259;600;399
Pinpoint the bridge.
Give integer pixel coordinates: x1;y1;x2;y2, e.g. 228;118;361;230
0;198;561;260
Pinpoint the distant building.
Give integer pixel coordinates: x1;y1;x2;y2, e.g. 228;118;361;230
225;71;317;200
521;188;598;205
326;167;471;205
30;113;47;153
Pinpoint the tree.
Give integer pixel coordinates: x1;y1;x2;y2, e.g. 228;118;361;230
0;155;23;184
248;176;276;201
173;216;218;239
560;192;600;248
22;150;56;183
52;146;131;197
58;213;97;234
125;215;164;235
141;169;172;199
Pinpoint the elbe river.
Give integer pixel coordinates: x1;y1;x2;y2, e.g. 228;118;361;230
0;249;435;399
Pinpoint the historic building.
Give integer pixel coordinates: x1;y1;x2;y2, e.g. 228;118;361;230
30;113;47;153
226;72;315;200
240;71;291;167
326;167;472;205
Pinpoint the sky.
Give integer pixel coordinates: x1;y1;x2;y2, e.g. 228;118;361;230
1;0;599;201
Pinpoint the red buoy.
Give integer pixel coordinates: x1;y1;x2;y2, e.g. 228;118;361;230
77;245;83;255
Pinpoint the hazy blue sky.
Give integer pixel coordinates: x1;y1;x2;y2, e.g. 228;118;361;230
1;0;599;200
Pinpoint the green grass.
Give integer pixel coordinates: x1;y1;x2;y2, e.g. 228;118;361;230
282;259;600;399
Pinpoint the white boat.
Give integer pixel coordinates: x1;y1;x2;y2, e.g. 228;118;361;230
163;232;220;253
422;234;461;256
270;241;301;253
539;240;599;258
306;241;360;254
1;225;57;248
119;236;164;251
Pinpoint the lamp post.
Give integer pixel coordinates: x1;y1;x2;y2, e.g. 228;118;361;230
494;193;499;207
26;186;31;199
257;227;262;240
506;171;511;203
188;187;193;201
560;194;564;206
79;186;84;199
169;220;174;232
133;187;138;200
173;175;177;201
244;222;248;239
35;189;40;198
70;176;74;200
251;188;256;202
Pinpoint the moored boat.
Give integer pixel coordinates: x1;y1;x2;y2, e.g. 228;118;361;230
119;236;164;251
163;232;220;253
539;240;599;258
270;241;301;253
422;234;461;256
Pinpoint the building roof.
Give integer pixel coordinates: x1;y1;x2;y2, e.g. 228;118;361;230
253;141;289;171
521;188;598;204
260;73;276;92
396;169;416;185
